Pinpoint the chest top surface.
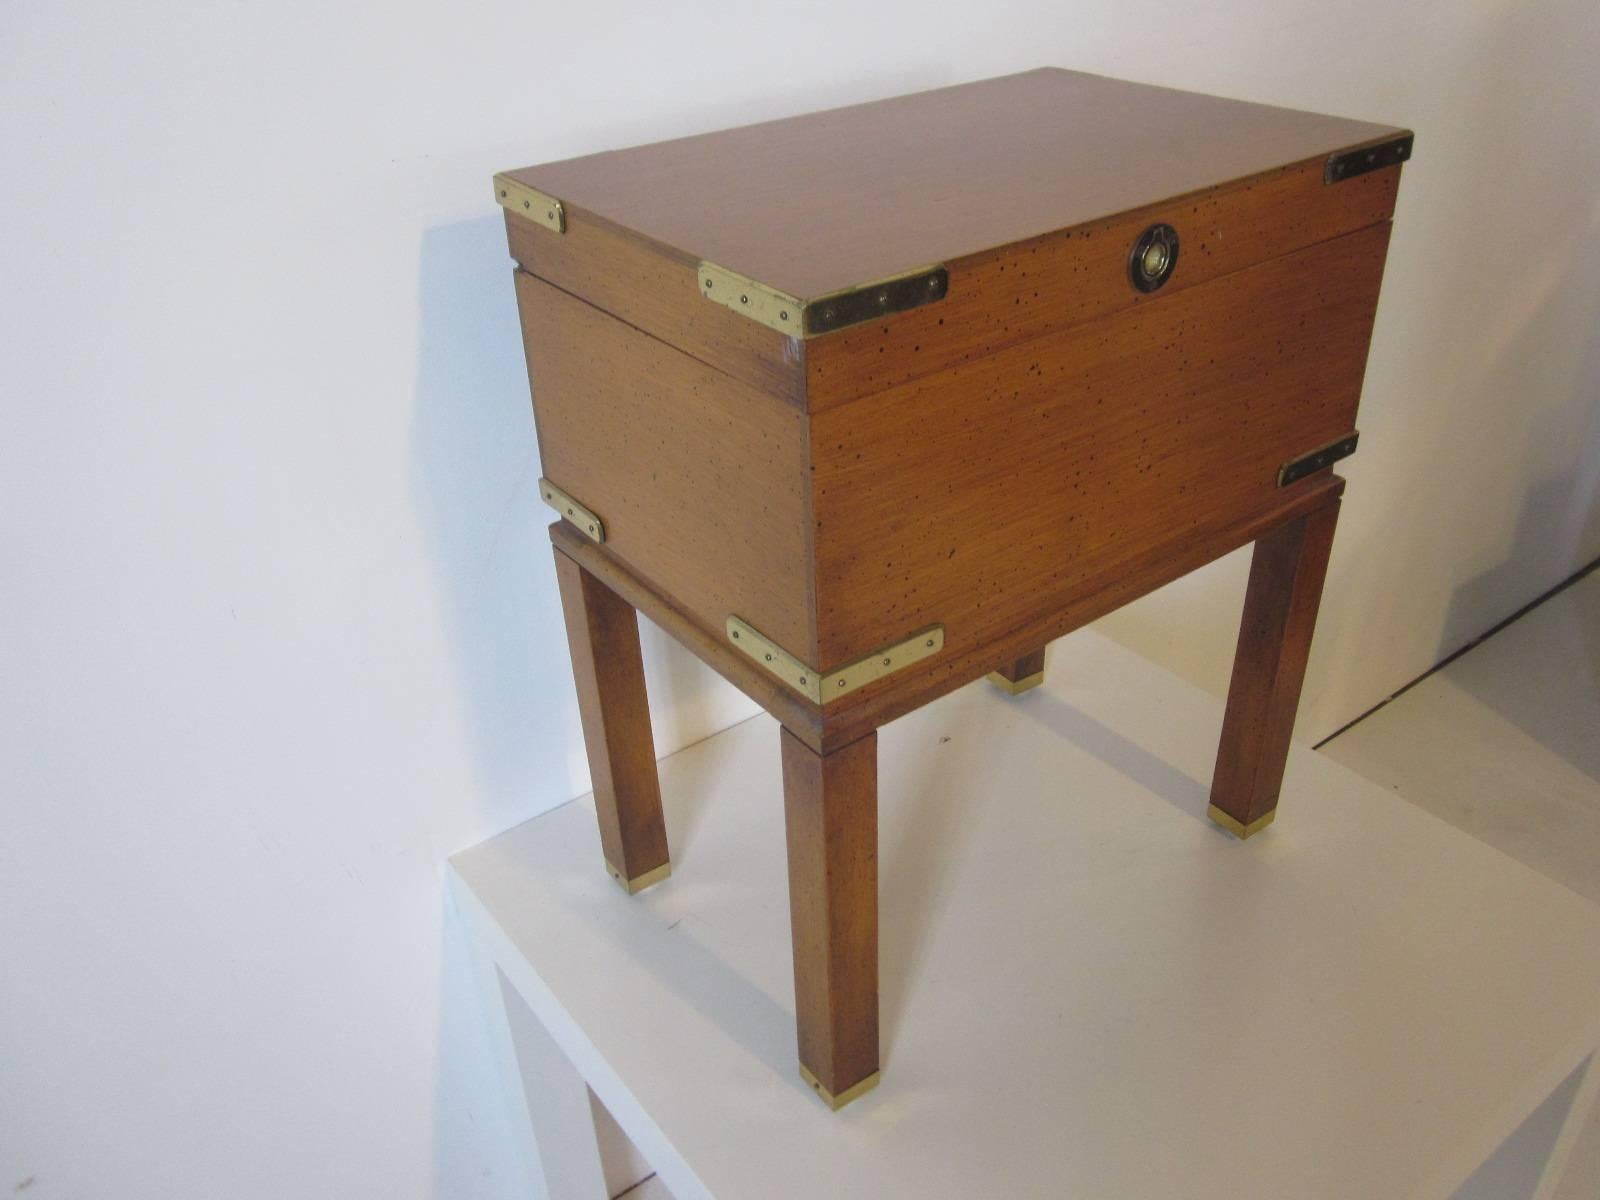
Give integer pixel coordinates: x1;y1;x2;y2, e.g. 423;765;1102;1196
501;68;1405;299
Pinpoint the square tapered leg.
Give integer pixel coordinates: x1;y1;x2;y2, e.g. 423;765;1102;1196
780;727;880;1109
1209;498;1341;838
554;547;671;892
988;646;1047;695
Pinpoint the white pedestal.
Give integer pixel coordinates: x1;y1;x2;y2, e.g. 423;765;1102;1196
451;632;1600;1200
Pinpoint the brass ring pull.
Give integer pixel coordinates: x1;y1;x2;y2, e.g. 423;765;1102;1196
1128;223;1179;293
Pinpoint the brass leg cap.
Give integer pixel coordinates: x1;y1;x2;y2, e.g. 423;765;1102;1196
605;860;672;894
1207;804;1277;840
799;1064;881;1111
987;669;1045;696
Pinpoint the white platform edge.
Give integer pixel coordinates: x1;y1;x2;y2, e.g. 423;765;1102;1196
451;814;1600;1200
450;631;1600;1200
449;871;716;1200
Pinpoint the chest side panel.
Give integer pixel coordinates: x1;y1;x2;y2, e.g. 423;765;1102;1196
809;222;1392;670
506;209;805;405
516;272;815;659
804;160;1399;410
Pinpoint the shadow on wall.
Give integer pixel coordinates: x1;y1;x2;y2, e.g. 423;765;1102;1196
413;216;624;1200
409;215;576;812
1431;415;1600;786
1440;510;1600;785
408;217;749;814
1431;212;1600;664
1432;244;1600;781
1421;0;1600;781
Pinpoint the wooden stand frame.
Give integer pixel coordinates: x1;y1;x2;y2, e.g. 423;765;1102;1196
550;479;1344;1107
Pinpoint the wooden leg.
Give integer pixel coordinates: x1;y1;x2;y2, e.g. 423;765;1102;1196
1209;498;1340;839
554;547;670;892
780;727;880;1110
988;646;1047;695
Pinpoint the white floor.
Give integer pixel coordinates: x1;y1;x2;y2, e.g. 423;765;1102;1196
1322;566;1600;1200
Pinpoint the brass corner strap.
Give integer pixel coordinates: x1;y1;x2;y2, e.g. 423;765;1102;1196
1325;134;1413;184
493;173;565;233
539;478;604;542
726;617;944;704
697;262;949;337
1278;432;1359;487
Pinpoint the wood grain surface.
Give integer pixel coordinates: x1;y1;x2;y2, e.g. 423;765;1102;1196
803;159;1398;409
810;475;1346;751
809;223;1390;669
504;68;1405;299
781;727;879;1100
506;208;803;405
549;523;824;745
553;548;669;883
993;647;1048;687
519;271;817;661
549;474;1346;755
1210;498;1342;828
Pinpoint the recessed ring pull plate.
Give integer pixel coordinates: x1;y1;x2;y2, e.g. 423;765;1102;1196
1128;223;1180;293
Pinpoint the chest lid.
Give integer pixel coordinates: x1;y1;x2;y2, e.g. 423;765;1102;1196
496;68;1408;336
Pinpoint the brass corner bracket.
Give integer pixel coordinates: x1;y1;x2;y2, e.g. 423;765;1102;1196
1278;432;1359;487
697;261;948;337
539;478;604;542
494;173;565;233
1325;133;1413;184
725;617;944;704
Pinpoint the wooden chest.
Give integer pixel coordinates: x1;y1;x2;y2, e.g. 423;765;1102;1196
495;68;1410;1108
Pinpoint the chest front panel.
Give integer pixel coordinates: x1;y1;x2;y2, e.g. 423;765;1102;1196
809;222;1391;669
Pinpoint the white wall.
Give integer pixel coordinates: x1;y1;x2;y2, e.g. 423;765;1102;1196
1095;2;1600;727
1;2;1594;1198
